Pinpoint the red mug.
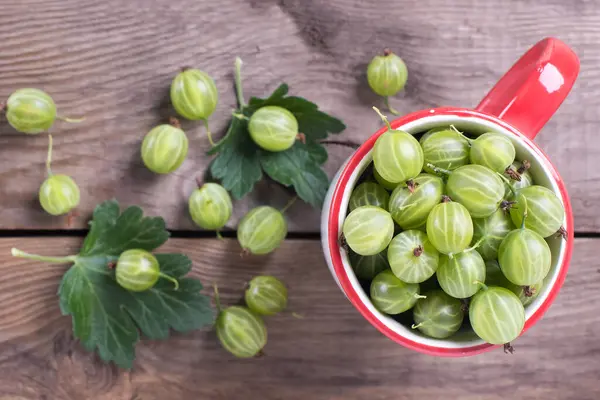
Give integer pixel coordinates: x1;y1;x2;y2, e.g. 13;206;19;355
321;38;579;356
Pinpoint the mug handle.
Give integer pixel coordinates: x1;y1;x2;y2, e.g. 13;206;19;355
476;37;579;140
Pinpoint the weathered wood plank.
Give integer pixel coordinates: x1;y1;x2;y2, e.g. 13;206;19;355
0;237;598;399
0;0;598;232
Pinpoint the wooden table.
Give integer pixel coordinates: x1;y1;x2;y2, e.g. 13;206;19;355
1;1;599;399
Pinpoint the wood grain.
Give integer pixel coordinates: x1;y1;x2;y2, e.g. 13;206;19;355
0;237;598;400
0;0;598;232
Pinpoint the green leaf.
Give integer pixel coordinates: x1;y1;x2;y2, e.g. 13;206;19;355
209;117;263;199
260;142;329;208
55;200;214;369
305;140;328;165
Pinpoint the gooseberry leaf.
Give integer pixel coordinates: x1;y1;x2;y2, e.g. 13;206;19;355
55;200;214;369
209;79;345;206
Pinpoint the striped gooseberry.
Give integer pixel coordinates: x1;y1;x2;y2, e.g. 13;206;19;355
443;164;506;218
342;206;394;256
39;135;80;216
238;206;287;255
115;249;179;292
412;290;464;339
170;68;218;144
488;261;544;307
141;118;189;174
499;200;551;286
436;248;485;299
388;173;444;229
373;168;397;191
189;182;232;231
370;270;424;315
426;197;473;255
470;133;516;173
4;88;82;134
387;230;440;283
248;106;299;152
419;126;448;144
420;129;470;174
215;285;267;358
349;181;390;211
504;160;534;198
366;49;408;114
348;250;389;280
471;209;514;261
509;185;564;238
244;276;288;316
469;284;525;345
372;107;424;185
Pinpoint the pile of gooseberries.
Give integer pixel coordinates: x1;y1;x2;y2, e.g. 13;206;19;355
342;108;566;347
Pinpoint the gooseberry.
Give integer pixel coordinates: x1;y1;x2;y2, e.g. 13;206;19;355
372;107;424;185
445;164;505;218
420;129;470;174
370;270;424;315
412;290;464;339
348;250;389;281
426;197;473;255
141;118;189;174
504;161;534;198
244;276;288;316
499;200;552;286
470;133;516;173
471;209;514;261
373;168;397;191
388;173;444;229
39;135;80;216
248;106;299;152
366;49;408;114
189;182;232;231
342;206;394;256
436;250;485;299
115;249;179;292
509;185;564;238
387;230;440;283
348;181;390;211
238;206;287;255
469;284;525;345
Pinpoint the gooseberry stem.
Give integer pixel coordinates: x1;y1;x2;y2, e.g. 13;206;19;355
450;125;473;144
521;197;528;229
213;283;222;313
203;119;215;147
427;163;451;176
414;294;427;299
280;196;298;214
372;106;393;131
473;280;488;290
11;248;77;264
465;236;486;253
411;322;423;329
46;134;53;176
234;57;246;108
384;97;400;115
57;115;85;123
159;272;179;290
496;172;518;196
232;112;249;121
216;230;223;240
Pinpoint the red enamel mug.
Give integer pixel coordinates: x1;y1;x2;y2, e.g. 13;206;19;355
321;38;579;356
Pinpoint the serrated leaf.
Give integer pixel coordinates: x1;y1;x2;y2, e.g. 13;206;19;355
55;200;214;369
260;142;329;208
209;117;263;199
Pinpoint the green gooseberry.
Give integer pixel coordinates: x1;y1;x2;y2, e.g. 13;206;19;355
367;49;407;114
426;197;473;255
248;106;299;152
504;160;534;198
115;249;179;292
436;250;485;299
469;284;525;345
348;181;390;211
244;276;288;316
348;250;389;281
387;230;440;284
215;299;267;358
39;135;80;216
471;209;514;261
509;185;564;238
141;119;189;174
170;68;218;121
370;270;424;315
470;133;516;173
445;164;505;218
373;168;397;191
189;183;232;231
412;290;464;339
421;129;470;174
238;206;287;255
5;88;56;134
342;206;394;256
388;173;444;229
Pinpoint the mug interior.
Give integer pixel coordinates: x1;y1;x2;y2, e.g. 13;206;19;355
333;113;569;350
